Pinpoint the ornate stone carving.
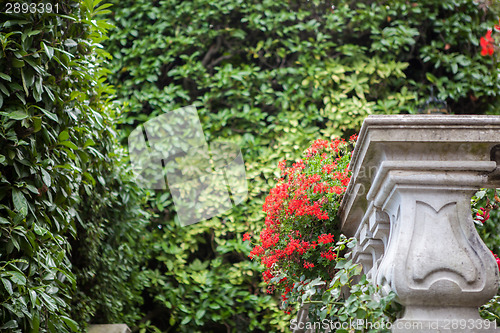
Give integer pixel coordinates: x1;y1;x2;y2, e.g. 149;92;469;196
340;115;500;332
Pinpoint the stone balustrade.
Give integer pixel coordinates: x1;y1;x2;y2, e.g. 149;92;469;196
340;115;500;332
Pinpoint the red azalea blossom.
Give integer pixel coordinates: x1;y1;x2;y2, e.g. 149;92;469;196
480;29;495;56
243;233;251;241
495;19;500;32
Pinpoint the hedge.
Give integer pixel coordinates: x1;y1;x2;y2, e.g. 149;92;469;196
0;0;147;331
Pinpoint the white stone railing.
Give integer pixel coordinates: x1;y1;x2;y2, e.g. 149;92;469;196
340;115;500;332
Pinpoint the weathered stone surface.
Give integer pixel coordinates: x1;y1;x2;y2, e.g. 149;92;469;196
88;324;131;333
340;115;500;332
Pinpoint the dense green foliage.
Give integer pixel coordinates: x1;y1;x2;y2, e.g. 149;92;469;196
105;0;500;331
0;0;499;332
0;0;147;331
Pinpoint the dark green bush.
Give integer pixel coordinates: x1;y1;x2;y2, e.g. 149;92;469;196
0;0;147;331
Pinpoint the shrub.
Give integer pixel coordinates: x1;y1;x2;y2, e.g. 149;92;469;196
0;0;147;331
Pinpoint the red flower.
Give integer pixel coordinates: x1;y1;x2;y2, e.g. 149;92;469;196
318;233;335;244
249;245;264;258
321;247;337;261
495;19;500;32
480;29;495;56
243;233;251;241
263;269;274;283
303;262;314;269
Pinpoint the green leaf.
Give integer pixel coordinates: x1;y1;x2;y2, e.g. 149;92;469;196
44;86;55;102
34;106;58;122
195;309;206;320
64;39;78;48
61;316;79;332
9;271;26;285
426;72;437;84
83;138;95;148
3;110;28;120
33;117;42;132
59;141;78;150
21;69;29;96
0;82;9;95
0;320;18;329
11;58;24;68
0;72;12;82
42;42;54;59
1;278;13;295
12;189;28;218
58;131;69;141
41;168;51;187
34;224;48;236
476;190;486;199
29;289;37;307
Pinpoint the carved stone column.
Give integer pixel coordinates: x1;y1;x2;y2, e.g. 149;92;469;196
340;115;500;332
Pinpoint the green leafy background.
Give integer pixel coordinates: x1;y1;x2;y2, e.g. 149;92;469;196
0;0;499;332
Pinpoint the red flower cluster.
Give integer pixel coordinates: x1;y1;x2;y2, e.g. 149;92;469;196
303;262;315;269
250;136;356;297
318;233;335;244
480;20;500;57
320;247;337;261
481;29;495;56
